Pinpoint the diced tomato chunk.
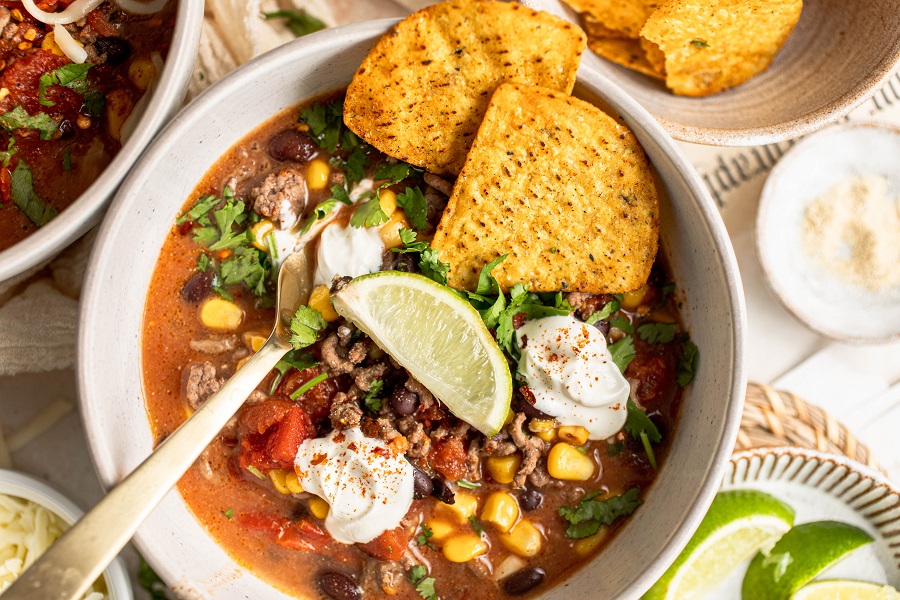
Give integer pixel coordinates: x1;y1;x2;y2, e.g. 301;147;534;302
236;400;313;472
358;526;409;561
430;437;468;481
0;50;79;119
236;512;288;533
266;405;313;464
275;366;340;421
276;519;329;552
238;399;294;436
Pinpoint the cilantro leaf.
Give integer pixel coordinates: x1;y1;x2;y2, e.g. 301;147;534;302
364;379;384;412
637;322;677;344
609;315;633;334
416;525;435;549
0;137;16;168
345;146;369;183
392;227;429;253
558;487;642;538
625;399;661;469
408;565;438;600
196;253;212;273
262;9;326;37
608;336;636;373
298;99;345;153
495;284;530;355
350;194;388;228
289;306;327;349
409;565;427;581
221;508;234;519
374;162;417;184
418;247;449;285
270;350;318;394
396;186;428;230
39;63;93;107
677;340;699;387
177;194;219;225
82;91;105;117
219;246;269;297
0;106;58;140
475;255;506;295
299;198;340;234
585;299;619;325
209;199;251;250
11;160;56;226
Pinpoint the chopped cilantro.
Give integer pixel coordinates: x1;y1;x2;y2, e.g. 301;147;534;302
196;253;212;273
221;508;234;519
364;379;384;412
409;565;438;600
345;145;369;183
558;487;642;538
691;39;710;48
396;186;428;230
374;161;417;184
585;299;619;325
609;315;634;334
208;194;251;250
0;137;16;167
289;306;327;349
11;160;56;226
457;480;481;490
392;227;429;253
475;255;506;295
416;525;435;549
246;465;266;480
62;148;71;171
418;247;450;285
220;246;269;297
39;63;93;107
290;372;328;400
262;9;326;37
270;350;318;394
625;399;661;469
550;247;557;254
468;515;485;536
608;336;636;373
81;91;105;117
298;99;345;153
637;322;677;344
0;106;58;140
349;194;388;228
177;194;219;225
299;198;340;234
138;557;172;600
677;340;699;387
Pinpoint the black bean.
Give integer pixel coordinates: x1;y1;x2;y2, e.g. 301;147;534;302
58;119;74;138
389;387;418;416
94;37;132;65
181;272;212;303
268;129;318;163
431;477;455;504
518;488;543;512
504;567;546;596
412;465;433;499
593;319;611;337
318;571;361;600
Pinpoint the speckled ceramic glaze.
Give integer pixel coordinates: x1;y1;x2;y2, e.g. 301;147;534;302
77;21;747;599
0;0;203;283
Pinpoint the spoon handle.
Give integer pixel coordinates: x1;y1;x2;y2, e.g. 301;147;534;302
3;337;288;600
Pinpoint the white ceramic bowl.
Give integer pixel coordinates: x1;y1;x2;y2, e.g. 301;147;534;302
0;469;133;600
0;0;203;283
78;21;747;599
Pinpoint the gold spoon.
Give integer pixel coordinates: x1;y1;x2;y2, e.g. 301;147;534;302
3;251;313;600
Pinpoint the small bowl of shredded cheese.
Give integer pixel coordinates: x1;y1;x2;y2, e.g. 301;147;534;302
0;469;132;599
756;122;900;343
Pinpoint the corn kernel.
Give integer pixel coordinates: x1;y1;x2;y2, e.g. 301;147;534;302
557;426;590;446
500;520;542;558
534;428;557;443
285;471;304;494
481;491;519;533
308;497;330;519
486;454;521;485
200;298;244;330
308;284;339;322
41;31;64;56
620;283;648;309
378;209;410;249
268;469;290;494
573;526;609;556
306;158;330;190
378;189;397;217
442;534;488;563
0;88;8;102
22;28;36;41
547;443;595;481
426;520;454;542
244;332;267;353
250;219;275;251
529;419;557;442
234;356;250;371
128;58;156;91
106;89;134;142
435;491;478;524
10;9;23;21
17;42;32;51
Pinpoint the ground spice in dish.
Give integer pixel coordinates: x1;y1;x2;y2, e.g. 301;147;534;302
801;175;900;291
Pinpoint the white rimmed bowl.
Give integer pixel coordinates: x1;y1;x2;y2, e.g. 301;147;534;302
0;469;133;600
756;122;900;344
0;0;203;283
77;20;747;599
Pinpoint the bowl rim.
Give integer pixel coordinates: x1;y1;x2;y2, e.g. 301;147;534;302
0;0;204;283
755;121;900;344
77;18;748;599
0;468;133;600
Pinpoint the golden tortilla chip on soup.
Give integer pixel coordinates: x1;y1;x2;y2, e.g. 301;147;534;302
431;83;659;294
640;0;802;96
343;0;586;176
564;0;660;38
640;37;667;74
588;37;664;79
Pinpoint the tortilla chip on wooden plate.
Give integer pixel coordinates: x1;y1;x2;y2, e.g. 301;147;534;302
564;0;661;38
641;0;803;96
342;0;586;176
431;83;659;294
588;37;664;79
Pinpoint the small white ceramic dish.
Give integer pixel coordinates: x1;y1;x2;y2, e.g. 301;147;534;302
0;0;204;284
756;122;900;344
703;447;900;597
77;20;747;600
0;469;133;600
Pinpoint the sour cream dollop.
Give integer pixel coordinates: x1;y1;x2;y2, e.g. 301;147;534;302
313;223;384;286
516;315;629;440
294;428;414;544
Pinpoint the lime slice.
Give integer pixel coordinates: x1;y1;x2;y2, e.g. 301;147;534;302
331;271;512;436
794;581;900;600
643;490;795;600
743;521;874;600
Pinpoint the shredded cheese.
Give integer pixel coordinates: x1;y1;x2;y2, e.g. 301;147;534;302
0;494;107;599
19;0;105;25
52;24;87;64
114;0;168;15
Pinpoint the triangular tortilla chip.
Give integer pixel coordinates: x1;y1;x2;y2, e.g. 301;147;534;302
588;37;665;79
432;84;659;294
564;0;660;38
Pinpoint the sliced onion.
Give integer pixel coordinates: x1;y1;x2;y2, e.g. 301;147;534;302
114;0;168;15
53;24;87;64
20;0;105;25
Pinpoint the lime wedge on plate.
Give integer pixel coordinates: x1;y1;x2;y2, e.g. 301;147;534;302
793;581;900;600
643;490;795;600
742;520;874;600
331;271;512;436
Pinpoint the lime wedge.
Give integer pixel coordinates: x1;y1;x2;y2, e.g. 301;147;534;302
331;271;512;436
743;521;874;600
794;581;900;600
643;490;795;600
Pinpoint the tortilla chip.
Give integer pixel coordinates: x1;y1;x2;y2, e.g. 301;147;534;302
640;37;667;74
431;83;659;294
588;37;665;79
343;1;586;176
564;0;660;38
641;0;802;96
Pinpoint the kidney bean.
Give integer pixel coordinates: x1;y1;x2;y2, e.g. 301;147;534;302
431;477;455;504
268;129;318;163
412;464;433;499
389;387;418;416
94;37;132;65
504;567;546;596
318;571;361;600
181;272;212;303
518;487;543;512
